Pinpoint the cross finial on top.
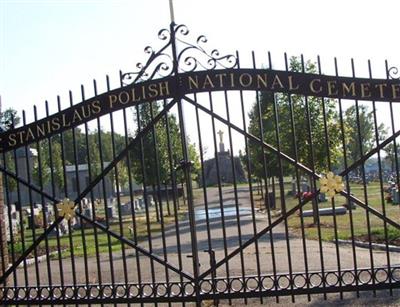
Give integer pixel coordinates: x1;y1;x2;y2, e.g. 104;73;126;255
217;130;224;144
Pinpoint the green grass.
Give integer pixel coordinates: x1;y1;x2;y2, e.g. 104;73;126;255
284;181;400;244
8;182;399;261
9;200;188;259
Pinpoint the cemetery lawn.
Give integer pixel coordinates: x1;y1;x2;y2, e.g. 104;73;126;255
285;181;400;245
10;204;188;259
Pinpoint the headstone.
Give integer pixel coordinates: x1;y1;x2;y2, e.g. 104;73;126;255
82;198;89;207
27;208;43;229
59;219;70;235
48;220;65;237
45;211;54;224
73;215;81;229
392;188;400;205
47;226;60;237
83;207;93;219
120;203;132;215
43;203;53;224
318;193;327;202
134;199;140;211
147;195;154;207
344;194;356;210
301;207;347;217
301;181;310;192
27;211;33;230
138;198;144;210
291;179;297;196
107;205;114;219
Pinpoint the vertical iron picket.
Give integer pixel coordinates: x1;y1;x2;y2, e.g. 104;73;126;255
0;24;399;305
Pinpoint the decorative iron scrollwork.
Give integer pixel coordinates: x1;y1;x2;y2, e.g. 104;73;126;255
121;28;173;84
388;66;400;79
175;24;237;73
121;24;237;85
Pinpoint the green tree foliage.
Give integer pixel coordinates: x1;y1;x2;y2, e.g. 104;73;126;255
384;143;400;173
32;139;65;189
1;108;20;192
27;127;129;192
0;108;19;130
246;57;342;181
344;104;386;174
130;101;200;186
2;104;199;201
3;151;17;192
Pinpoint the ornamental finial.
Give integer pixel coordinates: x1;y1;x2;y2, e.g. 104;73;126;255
319;172;344;198
57;198;76;221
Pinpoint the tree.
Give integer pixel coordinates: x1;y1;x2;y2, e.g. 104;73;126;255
344;104;386;175
51;141;65;189
247;57;342;182
131;101;171;186
31;139;64;191
32;140;51;188
131;101;200;185
116;161;129;191
246;57;343;224
130;101;200;218
1;108;20;192
383;143;399;173
0;108;19;131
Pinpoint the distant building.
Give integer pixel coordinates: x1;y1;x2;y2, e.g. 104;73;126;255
202;130;246;186
5;148;142;207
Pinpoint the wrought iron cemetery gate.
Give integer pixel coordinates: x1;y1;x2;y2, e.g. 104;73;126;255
0;23;399;305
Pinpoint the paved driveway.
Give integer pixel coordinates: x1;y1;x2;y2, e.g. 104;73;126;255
12;186;399;304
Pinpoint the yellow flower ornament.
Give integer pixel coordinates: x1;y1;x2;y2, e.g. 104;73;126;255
57;198;76;221
319;172;344;198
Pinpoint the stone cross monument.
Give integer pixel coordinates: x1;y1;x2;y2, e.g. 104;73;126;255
217;130;225;152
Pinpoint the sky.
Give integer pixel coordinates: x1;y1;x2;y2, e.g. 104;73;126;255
1;0;400;157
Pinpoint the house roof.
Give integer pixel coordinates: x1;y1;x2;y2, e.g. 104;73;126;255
65;162;110;172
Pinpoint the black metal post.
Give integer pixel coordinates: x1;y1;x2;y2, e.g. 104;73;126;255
169;21;201;306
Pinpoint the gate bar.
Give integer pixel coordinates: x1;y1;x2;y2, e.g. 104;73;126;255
370;60;393;294
183;95;400;230
0;98;181;284
76;213;195;281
